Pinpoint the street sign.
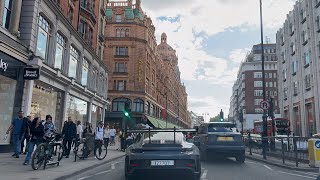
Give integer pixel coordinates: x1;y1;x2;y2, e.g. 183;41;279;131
260;100;270;110
315;140;320;149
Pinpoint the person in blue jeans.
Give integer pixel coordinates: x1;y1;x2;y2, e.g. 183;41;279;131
6;111;28;158
24;117;44;165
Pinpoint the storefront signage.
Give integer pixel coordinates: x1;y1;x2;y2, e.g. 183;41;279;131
0;59;8;72
23;67;40;80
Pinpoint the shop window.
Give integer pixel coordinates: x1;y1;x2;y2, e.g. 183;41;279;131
69;46;79;79
112;98;130;112
3;0;13;29
55;33;66;69
81;59;89;86
133;98;144;113
66;95;88;124
91;104;102;129
0;75;16;145
36;15;51;62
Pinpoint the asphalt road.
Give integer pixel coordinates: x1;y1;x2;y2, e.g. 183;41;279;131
65;157;317;180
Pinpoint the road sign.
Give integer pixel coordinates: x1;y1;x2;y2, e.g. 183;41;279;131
260;100;270;110
315;140;320;149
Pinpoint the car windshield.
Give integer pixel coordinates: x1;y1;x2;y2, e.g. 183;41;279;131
142;132;184;144
207;123;236;132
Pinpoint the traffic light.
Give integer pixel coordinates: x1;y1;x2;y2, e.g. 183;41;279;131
220;109;224;121
268;98;275;118
124;101;131;119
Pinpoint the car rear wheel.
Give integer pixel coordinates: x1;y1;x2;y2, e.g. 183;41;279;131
236;153;245;163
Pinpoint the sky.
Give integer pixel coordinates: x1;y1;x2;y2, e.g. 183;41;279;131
135;0;297;121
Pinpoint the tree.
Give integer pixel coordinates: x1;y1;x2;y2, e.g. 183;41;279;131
210;114;221;122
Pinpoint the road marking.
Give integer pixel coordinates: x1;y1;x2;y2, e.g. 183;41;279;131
293;171;318;177
263;165;273;171
277;170;316;179
77;170;113;180
111;161;122;170
201;169;208;179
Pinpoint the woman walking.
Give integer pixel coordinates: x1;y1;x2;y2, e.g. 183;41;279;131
23;117;44;165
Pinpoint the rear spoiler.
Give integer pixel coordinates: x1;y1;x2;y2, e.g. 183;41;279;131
127;127;197;144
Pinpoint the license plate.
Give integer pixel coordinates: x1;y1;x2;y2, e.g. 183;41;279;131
151;160;174;166
217;137;234;141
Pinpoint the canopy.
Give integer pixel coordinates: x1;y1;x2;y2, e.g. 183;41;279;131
146;115;182;129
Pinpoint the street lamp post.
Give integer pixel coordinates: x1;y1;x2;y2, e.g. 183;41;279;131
260;0;268;160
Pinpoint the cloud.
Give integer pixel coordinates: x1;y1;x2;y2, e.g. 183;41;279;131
229;48;251;64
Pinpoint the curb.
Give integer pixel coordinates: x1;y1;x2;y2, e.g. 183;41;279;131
246;155;319;173
54;154;125;180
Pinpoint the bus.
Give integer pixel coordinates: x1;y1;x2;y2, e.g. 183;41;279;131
253;118;290;136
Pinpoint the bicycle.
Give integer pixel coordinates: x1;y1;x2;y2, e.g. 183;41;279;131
73;138;107;161
31;133;65;170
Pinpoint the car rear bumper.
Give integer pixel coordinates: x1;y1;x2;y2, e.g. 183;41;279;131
126;168;201;178
203;145;245;156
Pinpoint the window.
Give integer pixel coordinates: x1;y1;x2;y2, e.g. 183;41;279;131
36;15;50;61
266;82;268;87
254;90;263;96
115;15;122;22
92;67;97;90
81;59;89;86
300;8;306;22
254;99;263;106
275;100;278;106
100;18;104;35
274;73;276;78
293;81;298;95
125;29;129;37
283;69;287;80
120;29;125;37
254;72;262;78
54;33;66;69
302;30;308;43
269;91;273;96
281;52;285;61
269;82;273;87
304;51;310;66
88;27;93;45
274;82;277;87
3;0;13;29
69;46;79;78
114;80;127;91
116;29;121;37
284;88;288;99
115;62;127;73
133;99;144;113
68;7;74;22
112;98;130;112
281;34;284;44
254;81;263;87
292;61;298;75
98;45;102;59
290;42;295;54
305;74;311;89
316;16;320;30
289;23;294;34
80;0;88;8
269;73;272;78
79;20;87;39
274;91;277;96
115;47;129;56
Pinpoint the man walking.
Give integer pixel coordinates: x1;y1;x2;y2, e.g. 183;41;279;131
6;111;28;158
62;117;77;158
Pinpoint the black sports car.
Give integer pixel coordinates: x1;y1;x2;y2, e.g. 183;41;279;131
125;129;201;180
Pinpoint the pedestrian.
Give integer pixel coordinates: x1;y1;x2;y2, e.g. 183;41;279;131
6;111;28;158
44;115;55;160
76;121;83;139
83;122;93;138
23;117;44;165
95;121;104;151
126;133;134;148
21;115;32;154
103;125;110;148
109;126;116;146
62;117;77;158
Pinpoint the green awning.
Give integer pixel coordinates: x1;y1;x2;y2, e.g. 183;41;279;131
125;8;134;20
146;116;181;129
106;8;113;20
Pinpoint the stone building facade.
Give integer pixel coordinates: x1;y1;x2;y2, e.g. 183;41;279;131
0;0;109;151
104;0;190;129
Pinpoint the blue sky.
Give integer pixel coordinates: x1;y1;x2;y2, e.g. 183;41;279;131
136;0;297;121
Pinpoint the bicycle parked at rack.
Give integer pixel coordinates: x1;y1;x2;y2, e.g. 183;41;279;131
31;133;65;170
73;138;107;162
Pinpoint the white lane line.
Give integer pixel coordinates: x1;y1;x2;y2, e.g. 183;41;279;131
95;170;113;176
111;161;122;170
263;165;273;171
293;171;319;177
277;170;316;179
201;169;208;179
77;170;113;180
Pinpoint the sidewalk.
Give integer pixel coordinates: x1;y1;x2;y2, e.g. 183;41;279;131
246;152;319;173
0;146;125;180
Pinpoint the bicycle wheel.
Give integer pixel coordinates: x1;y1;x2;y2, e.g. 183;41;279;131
31;143;46;170
55;143;65;161
76;142;85;159
95;144;107;160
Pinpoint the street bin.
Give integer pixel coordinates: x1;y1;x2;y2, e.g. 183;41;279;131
308;138;320;167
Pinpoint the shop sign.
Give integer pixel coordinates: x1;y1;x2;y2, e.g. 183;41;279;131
23;67;40;80
0;59;8;72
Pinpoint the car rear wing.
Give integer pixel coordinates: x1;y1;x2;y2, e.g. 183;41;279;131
127;127;197;144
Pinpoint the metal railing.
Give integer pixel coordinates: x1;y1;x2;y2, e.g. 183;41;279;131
243;134;309;167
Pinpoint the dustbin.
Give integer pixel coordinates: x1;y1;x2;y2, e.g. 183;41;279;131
85;133;95;156
308;138;320;167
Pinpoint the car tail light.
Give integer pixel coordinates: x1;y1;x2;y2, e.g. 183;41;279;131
185;163;194;167
130;163;140;167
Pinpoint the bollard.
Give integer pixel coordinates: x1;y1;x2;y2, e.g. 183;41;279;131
249;132;252;155
293;137;298;167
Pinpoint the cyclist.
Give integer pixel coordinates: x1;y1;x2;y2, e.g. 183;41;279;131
43;115;55;160
95;121;104;156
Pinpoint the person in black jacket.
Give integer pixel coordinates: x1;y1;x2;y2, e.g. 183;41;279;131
23;117;44;165
62;117;77;158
